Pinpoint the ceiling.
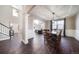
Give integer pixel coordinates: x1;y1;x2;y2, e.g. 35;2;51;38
26;5;79;20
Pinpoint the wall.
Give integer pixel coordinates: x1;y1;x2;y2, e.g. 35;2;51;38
0;5;12;27
0;5;23;41
75;13;79;40
22;13;47;44
0;5;12;36
22;6;35;44
22;14;35;44
22;6;30;44
45;20;50;30
0;5;23;34
11;5;23;34
28;15;34;39
66;15;76;37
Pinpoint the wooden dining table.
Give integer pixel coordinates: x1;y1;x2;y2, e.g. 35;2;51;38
52;31;57;34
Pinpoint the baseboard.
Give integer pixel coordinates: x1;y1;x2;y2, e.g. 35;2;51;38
22;39;28;44
22;37;33;45
73;37;79;41
0;37;10;41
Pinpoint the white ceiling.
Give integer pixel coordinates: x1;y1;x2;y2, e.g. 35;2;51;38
28;5;79;20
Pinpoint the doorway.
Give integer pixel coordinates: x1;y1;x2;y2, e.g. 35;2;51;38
33;19;45;34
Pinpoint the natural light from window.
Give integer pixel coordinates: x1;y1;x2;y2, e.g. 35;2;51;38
33;20;39;25
13;8;18;17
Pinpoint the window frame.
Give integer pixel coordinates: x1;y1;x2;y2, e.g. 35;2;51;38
12;6;19;17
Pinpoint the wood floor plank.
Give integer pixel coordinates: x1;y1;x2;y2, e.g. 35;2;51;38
0;33;79;54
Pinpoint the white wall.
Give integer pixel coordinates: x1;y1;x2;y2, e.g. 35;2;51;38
0;5;23;34
22;14;35;44
11;5;23;34
0;5;12;27
24;14;29;44
22;13;29;44
0;5;12;36
28;15;34;39
22;6;29;44
0;5;23;41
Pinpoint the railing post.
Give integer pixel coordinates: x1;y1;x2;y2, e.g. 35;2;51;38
9;27;14;40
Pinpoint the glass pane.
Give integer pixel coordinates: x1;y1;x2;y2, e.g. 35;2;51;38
13;8;18;17
52;20;64;30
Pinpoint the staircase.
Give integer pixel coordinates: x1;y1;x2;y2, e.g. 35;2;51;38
0;22;10;41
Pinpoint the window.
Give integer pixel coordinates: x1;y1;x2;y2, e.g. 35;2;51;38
52;20;64;36
52;20;64;30
12;8;19;17
33;20;39;25
12;5;20;17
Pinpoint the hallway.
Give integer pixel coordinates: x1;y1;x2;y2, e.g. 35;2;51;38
0;33;79;54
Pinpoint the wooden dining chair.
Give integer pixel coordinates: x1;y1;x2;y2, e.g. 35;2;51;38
43;31;57;53
43;30;62;53
55;30;62;53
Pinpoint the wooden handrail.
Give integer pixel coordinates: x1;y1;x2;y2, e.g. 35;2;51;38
0;22;9;29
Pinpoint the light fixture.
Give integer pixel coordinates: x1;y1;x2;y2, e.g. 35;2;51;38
52;12;55;20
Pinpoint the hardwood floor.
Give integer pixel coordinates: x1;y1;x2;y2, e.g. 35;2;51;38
59;37;79;54
0;33;79;54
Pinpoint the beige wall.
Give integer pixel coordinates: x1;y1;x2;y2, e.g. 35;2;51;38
66;15;76;29
66;15;76;37
75;13;79;40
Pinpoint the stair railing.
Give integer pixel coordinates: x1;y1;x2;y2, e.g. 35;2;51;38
0;22;11;39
